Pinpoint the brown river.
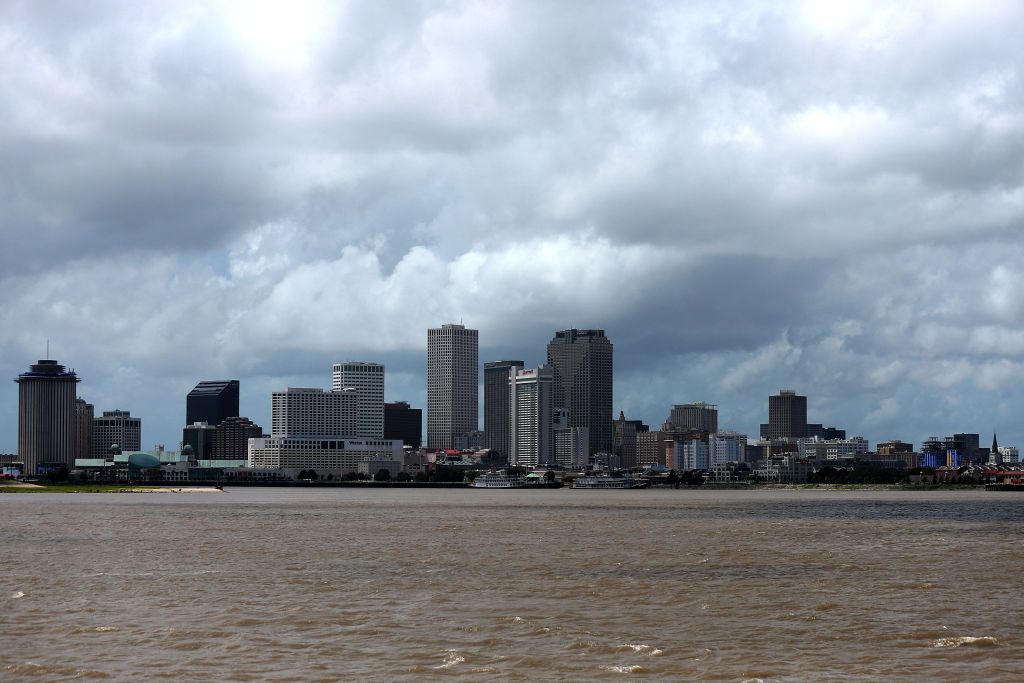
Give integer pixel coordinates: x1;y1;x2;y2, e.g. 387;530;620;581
2;488;1022;681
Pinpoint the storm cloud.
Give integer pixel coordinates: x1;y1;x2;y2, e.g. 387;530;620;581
1;0;1023;450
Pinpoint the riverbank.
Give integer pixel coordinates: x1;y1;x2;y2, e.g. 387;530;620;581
0;484;223;493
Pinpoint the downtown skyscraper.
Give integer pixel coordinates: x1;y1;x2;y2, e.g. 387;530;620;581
546;329;613;456
483;359;523;461
15;359;80;474
332;362;385;438
427;323;478;450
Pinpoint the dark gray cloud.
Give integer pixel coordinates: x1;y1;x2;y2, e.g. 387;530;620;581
1;1;1023;451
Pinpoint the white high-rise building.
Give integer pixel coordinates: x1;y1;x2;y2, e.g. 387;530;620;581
513;365;553;467
672;440;710;471
271;388;357;438
427;323;479;450
331;362;385;438
710;430;748;465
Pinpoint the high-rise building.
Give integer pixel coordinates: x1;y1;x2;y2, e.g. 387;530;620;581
331;362;385;438
513;365;553;467
546;329;613;456
384;401;422;449
271;388;357;438
768;390;807;440
613;411;649;469
75;398;94;459
15;359;80;474
183;422;217;460
186;380;240;427
212;416;263;461
427;323;479;450
93;410;142;457
483;360;524;460
665;403;718;433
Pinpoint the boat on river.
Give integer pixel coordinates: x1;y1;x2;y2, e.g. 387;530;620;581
571;475;649;489
472;471;529;488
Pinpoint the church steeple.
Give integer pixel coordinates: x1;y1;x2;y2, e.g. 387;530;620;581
992;432;1001;465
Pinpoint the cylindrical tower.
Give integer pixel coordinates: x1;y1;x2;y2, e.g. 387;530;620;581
15;359;80;475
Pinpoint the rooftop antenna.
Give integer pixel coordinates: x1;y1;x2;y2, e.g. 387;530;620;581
46;338;50;360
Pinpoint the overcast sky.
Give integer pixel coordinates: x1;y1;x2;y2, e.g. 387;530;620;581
2;0;1023;453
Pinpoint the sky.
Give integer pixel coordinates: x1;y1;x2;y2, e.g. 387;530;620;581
1;0;1023;453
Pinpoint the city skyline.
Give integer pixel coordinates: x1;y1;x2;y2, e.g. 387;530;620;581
2;3;1023;453
5;324;1014;457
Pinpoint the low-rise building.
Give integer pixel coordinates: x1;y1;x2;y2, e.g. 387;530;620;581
248;437;403;477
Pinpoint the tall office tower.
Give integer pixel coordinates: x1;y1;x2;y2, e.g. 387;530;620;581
331;362;385;437
613;412;649;469
15;359;80;474
426;323;479;450
183;422;217;460
271;388;357;438
767;390;807;440
513;365;553;467
384;401;422;449
665;402;718;433
75;398;94;459
186;380;240;427
546;329;613;455
212;416;263;461
483;360;524;460
93;410;142;457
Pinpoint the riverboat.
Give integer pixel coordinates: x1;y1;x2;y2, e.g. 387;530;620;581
472;471;529;488
571;475;649;489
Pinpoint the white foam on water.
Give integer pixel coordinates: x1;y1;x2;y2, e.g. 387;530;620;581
601;665;644;673
11;591;25;599
434;650;465;669
617;643;663;656
931;636;999;648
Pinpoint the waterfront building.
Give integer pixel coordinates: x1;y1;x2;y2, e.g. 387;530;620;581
186;380;239;427
767;390;807;440
182;421;217;460
665;402;718;433
93;410;141;458
331;362;385;438
483;360;524;461
612;412;648;469
212;416;263;461
384;401;422;449
15;359;80;474
513;365;553;468
546;329;613;455
427;323;479;450
248;436;403;475
75;398;94;459
271;387;357;438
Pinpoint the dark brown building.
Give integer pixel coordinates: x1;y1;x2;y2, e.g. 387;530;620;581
212;416;263;461
767;390;807;440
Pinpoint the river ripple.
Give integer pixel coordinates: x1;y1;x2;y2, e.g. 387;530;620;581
1;488;1022;681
